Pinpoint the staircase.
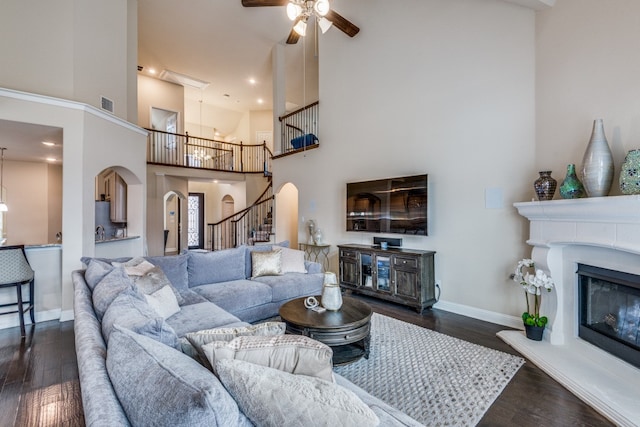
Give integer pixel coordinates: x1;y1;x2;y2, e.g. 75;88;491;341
208;182;274;251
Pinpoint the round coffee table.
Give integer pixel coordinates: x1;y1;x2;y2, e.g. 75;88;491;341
279;296;372;366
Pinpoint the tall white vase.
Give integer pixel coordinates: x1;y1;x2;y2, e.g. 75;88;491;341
581;119;614;197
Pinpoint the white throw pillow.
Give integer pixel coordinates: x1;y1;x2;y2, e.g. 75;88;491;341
272;245;307;274
144;285;181;319
216;359;380;427
201;334;334;382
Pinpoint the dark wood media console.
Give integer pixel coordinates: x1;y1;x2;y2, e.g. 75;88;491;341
338;244;436;313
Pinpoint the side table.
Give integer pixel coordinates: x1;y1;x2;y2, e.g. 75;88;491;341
299;243;330;271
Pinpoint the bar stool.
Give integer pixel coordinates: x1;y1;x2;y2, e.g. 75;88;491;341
0;245;35;336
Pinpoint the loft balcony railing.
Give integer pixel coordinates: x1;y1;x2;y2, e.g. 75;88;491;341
208;182;274;251
146;128;272;175
277;101;319;156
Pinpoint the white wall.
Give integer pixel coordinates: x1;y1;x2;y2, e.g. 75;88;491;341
274;0;536;321
138;75;185;131
0;0;137;122
536;0;640;193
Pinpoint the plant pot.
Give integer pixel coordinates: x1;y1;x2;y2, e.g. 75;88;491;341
524;324;545;341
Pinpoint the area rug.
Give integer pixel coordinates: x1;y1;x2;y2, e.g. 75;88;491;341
334;313;525;426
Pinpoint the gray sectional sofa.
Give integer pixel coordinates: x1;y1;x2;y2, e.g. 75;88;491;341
73;244;422;426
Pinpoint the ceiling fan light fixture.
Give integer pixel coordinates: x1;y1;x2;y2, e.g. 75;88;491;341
286;2;302;20
293;19;307;36
314;0;330;16
318;16;333;34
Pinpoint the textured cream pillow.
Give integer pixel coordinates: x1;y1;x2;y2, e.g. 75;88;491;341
272;245;307;274
216;359;380;427
202;334;334;382
251;249;282;277
143;285;181;319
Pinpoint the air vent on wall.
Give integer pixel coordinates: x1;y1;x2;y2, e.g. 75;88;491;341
101;96;114;113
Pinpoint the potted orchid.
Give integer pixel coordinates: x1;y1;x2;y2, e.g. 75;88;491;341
512;258;554;340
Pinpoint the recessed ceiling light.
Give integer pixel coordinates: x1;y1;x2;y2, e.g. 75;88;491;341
148;68;157;75
257;98;264;104
46;157;57;162
248;78;256;85
42;141;55;146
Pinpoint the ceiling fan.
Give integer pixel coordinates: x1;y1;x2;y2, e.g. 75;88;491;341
241;0;360;44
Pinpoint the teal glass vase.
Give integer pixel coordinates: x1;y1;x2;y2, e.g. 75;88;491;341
559;164;586;199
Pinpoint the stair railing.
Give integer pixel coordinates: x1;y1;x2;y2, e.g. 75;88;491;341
208;182;274;251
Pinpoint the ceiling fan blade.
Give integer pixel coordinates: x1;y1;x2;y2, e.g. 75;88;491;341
241;0;288;6
325;10;360;38
286;28;301;44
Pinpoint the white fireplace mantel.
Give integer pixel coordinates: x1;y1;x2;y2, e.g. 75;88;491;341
498;195;640;427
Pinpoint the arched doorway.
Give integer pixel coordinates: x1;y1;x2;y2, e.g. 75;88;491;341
164;191;184;255
219;194;234;250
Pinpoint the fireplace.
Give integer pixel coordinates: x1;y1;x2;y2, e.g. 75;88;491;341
496;196;640;426
577;264;640;369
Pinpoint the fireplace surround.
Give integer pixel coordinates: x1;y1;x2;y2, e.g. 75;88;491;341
497;196;640;427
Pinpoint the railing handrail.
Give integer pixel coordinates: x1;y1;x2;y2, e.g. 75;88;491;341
279;101;319;121
146;128;273;175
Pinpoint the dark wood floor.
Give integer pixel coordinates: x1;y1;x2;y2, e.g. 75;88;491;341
0;295;613;427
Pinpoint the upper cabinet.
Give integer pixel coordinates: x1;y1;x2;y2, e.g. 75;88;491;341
96;170;127;223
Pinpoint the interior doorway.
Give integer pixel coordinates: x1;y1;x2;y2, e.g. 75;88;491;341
164;191;182;255
220;195;235;250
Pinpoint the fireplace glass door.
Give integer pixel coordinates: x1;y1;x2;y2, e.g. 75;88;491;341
578;264;640;368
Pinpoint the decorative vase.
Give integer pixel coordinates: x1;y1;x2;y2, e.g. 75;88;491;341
619;149;640;195
321;272;342;311
524;324;545;341
581;119;614;197
313;228;323;245
559;164;586;199
533;171;557;201
307;220;316;244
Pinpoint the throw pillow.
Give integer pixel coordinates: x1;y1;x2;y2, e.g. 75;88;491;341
144;285;181;319
91;266;135;320
186;322;286;369
216;359;380;427
132;266;185;305
145;253;189;291
84;258;115;291
106;326;252;427
101;289;180;350
272;245;307;274
112;256;155;276
251;249;282;278
201;334;334;382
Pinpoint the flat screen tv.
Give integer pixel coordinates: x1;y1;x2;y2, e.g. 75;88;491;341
346;174;428;235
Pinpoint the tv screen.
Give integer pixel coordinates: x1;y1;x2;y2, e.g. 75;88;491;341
346;174;428;235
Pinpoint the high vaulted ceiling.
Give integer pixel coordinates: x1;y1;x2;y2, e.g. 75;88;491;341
137;0;317;115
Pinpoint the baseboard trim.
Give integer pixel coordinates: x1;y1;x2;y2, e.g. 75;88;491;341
0;308;61;331
435;299;523;330
60;309;75;322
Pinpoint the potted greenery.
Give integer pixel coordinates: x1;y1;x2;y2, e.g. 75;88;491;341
512;258;555;340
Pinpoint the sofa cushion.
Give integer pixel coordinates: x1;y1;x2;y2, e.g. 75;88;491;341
165;301;244;337
91;267;135;320
106;326;252;427
144;285;181;319
188;247;246;287
252;272;324;302
202;334;334;382
145;253;189;291
251;250;282;278
84;258;115;290
101;289;180;350
216;359;380;427
192;280;272;315
272;245;307;273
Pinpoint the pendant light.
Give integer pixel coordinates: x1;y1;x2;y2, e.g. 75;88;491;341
0;147;7;212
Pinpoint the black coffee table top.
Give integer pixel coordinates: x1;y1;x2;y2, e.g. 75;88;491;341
279;296;372;331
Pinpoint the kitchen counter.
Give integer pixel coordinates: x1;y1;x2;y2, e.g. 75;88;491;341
95;235;140;244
